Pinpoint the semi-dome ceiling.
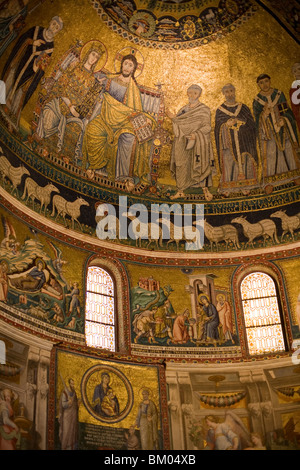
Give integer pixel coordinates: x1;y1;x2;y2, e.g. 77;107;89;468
0;0;299;256
1;3;300;454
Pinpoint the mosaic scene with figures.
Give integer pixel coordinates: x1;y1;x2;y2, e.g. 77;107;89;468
0;0;300;452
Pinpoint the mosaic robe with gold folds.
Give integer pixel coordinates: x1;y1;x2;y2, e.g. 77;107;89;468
1;25;54;127
136;394;158;450
36;60;100;160
253;89;299;178
215;102;259;193
82;74;156;185
170;101;214;193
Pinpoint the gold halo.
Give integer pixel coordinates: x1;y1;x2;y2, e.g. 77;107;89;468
114;47;144;78
216;293;225;301
35;258;45;268
0;259;9;270
80;40;107;73
139;387;152;399
61;375;73;387
97;370;111;384
198;293;209;304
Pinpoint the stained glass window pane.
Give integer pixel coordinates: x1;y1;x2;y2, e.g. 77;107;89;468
242;296;281;328
241;272;285;355
85;292;115;324
85;266;115;352
246;325;285;355
241;272;276;299
85;320;115;351
87;266;114;296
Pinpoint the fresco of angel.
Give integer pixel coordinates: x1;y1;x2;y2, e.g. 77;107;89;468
203;411;252;450
0;387;21;450
1;215;20;254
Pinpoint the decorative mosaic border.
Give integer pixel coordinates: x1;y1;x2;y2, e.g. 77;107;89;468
91;0;258;50
1;124;299;218
1;189;300;265
0;301;85;345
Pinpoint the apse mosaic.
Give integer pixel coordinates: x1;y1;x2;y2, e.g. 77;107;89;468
1;0;300;453
0;0;299;255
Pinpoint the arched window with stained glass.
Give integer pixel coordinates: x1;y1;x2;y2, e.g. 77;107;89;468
85;266;116;352
240;272;286;356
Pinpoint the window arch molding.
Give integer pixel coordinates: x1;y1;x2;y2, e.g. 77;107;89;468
232;262;292;358
84;256;130;353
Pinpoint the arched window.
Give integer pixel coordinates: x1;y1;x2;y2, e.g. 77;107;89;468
85;266;116;352
241;272;286;356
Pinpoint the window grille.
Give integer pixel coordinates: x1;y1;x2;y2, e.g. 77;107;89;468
241;272;285;355
85;266;115;351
